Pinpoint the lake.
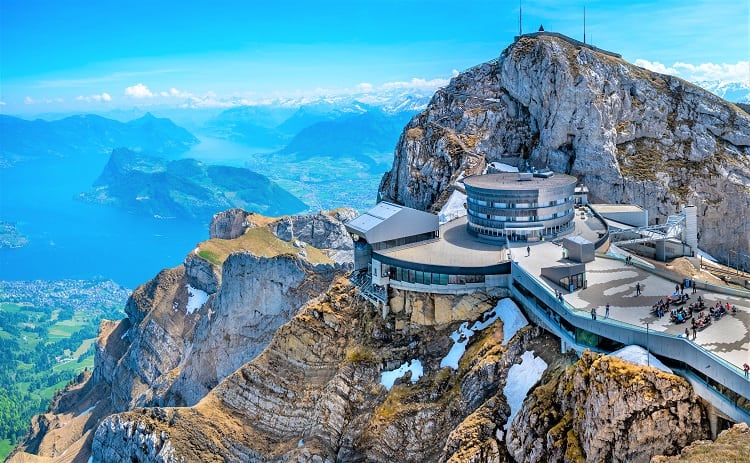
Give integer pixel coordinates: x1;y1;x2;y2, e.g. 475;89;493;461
0;136;386;288
0;155;206;288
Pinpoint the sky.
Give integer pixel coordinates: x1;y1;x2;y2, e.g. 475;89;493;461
1;0;748;115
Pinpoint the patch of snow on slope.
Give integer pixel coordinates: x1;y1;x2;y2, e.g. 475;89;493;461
498;298;528;345
504;351;547;430
441;298;526;369
186;284;209;314
610;345;673;373
439;190;467;224
380;359;424;390
487;162;519;173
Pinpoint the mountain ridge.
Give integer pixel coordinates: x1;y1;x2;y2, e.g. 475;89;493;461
79;148;307;221
0;113;198;167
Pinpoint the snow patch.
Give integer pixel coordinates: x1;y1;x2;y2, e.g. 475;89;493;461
439;190;467;224
75;401;99;419
487;162;519;173
503;351;547;430
186;284;209;314
380;359;424;390
609;345;673;374
498;298;528;345
440;298;526;369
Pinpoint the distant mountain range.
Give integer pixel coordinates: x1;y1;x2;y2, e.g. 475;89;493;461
202;97;424;153
0;113;198;167
695;80;750;103
278;106;415;165
80;148;306;221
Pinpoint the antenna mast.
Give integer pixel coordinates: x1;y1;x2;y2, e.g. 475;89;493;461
583;5;587;44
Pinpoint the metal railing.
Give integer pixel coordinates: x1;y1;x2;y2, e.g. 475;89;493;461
510;262;750;419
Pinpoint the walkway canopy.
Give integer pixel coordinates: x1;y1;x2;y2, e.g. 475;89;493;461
345;201;439;245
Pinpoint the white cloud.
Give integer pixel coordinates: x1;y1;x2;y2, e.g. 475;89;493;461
635;59;749;84
634;59;678;75
356;82;374;93
124;83;154;98
380;77;451;91
76;92;112;103
24;96;34;104
0;101;6;106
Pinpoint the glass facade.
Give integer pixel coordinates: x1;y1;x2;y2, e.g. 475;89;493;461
464;173;578;241
386;264;485;285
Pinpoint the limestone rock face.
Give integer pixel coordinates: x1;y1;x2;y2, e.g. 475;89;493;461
652;422;750;462
272;209;357;265
209;208;253;239
110;266;197;411
171;252;338;405
184;252;221;294
90;281;559;463
379;34;750;262
505;351;710;463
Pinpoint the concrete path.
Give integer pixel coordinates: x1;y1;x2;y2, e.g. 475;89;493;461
510;240;750;370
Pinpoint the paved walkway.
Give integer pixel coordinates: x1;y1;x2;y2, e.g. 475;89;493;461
510;240;750;370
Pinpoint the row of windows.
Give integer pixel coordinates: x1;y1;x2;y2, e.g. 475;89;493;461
468;209;574;223
468;222;573;238
385;265;485;285
468;203;573;218
467;196;574;209
370;231;436;251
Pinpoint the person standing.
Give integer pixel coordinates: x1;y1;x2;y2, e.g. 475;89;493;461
692;325;697;340
527;245;531;256
744;363;750;379
685;327;690;339
605;303;610;318
636;282;641;296
591;307;597;320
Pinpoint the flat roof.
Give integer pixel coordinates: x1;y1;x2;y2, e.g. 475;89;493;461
345;201;439;245
374;216;507;269
590;203;646;214
463;172;577;190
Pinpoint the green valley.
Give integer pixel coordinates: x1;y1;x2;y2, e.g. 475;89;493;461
0;280;129;461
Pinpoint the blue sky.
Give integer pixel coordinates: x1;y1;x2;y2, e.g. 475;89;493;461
1;0;748;115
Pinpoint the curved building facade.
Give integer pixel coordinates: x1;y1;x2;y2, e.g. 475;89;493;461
464;172;577;241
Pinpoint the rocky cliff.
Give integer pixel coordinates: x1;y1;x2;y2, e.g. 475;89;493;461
505;351;709;463
379;33;750;262
8;209;352;462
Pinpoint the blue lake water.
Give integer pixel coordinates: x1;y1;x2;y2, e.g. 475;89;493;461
0;152;207;288
0;136;385;288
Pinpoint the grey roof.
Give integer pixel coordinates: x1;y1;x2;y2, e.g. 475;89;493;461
463;172;577;191
345;202;439;244
541;263;586;282
564;235;593;245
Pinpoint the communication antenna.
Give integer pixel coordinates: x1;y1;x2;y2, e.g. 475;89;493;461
519;0;523;36
583;5;587;44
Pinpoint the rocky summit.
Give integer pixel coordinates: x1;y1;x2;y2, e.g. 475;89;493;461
8;34;750;463
379;33;750;262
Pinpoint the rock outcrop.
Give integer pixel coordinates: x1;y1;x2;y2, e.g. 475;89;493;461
652;422;750;462
272;208;358;265
210;208;254;239
8;209;352;462
379;33;750;262
505;350;709;463
90;282;553;463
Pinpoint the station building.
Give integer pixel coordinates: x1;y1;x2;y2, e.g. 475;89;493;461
463;172;578;242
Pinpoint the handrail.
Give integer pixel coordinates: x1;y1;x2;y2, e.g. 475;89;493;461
600;251;750;299
510;262;750;407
